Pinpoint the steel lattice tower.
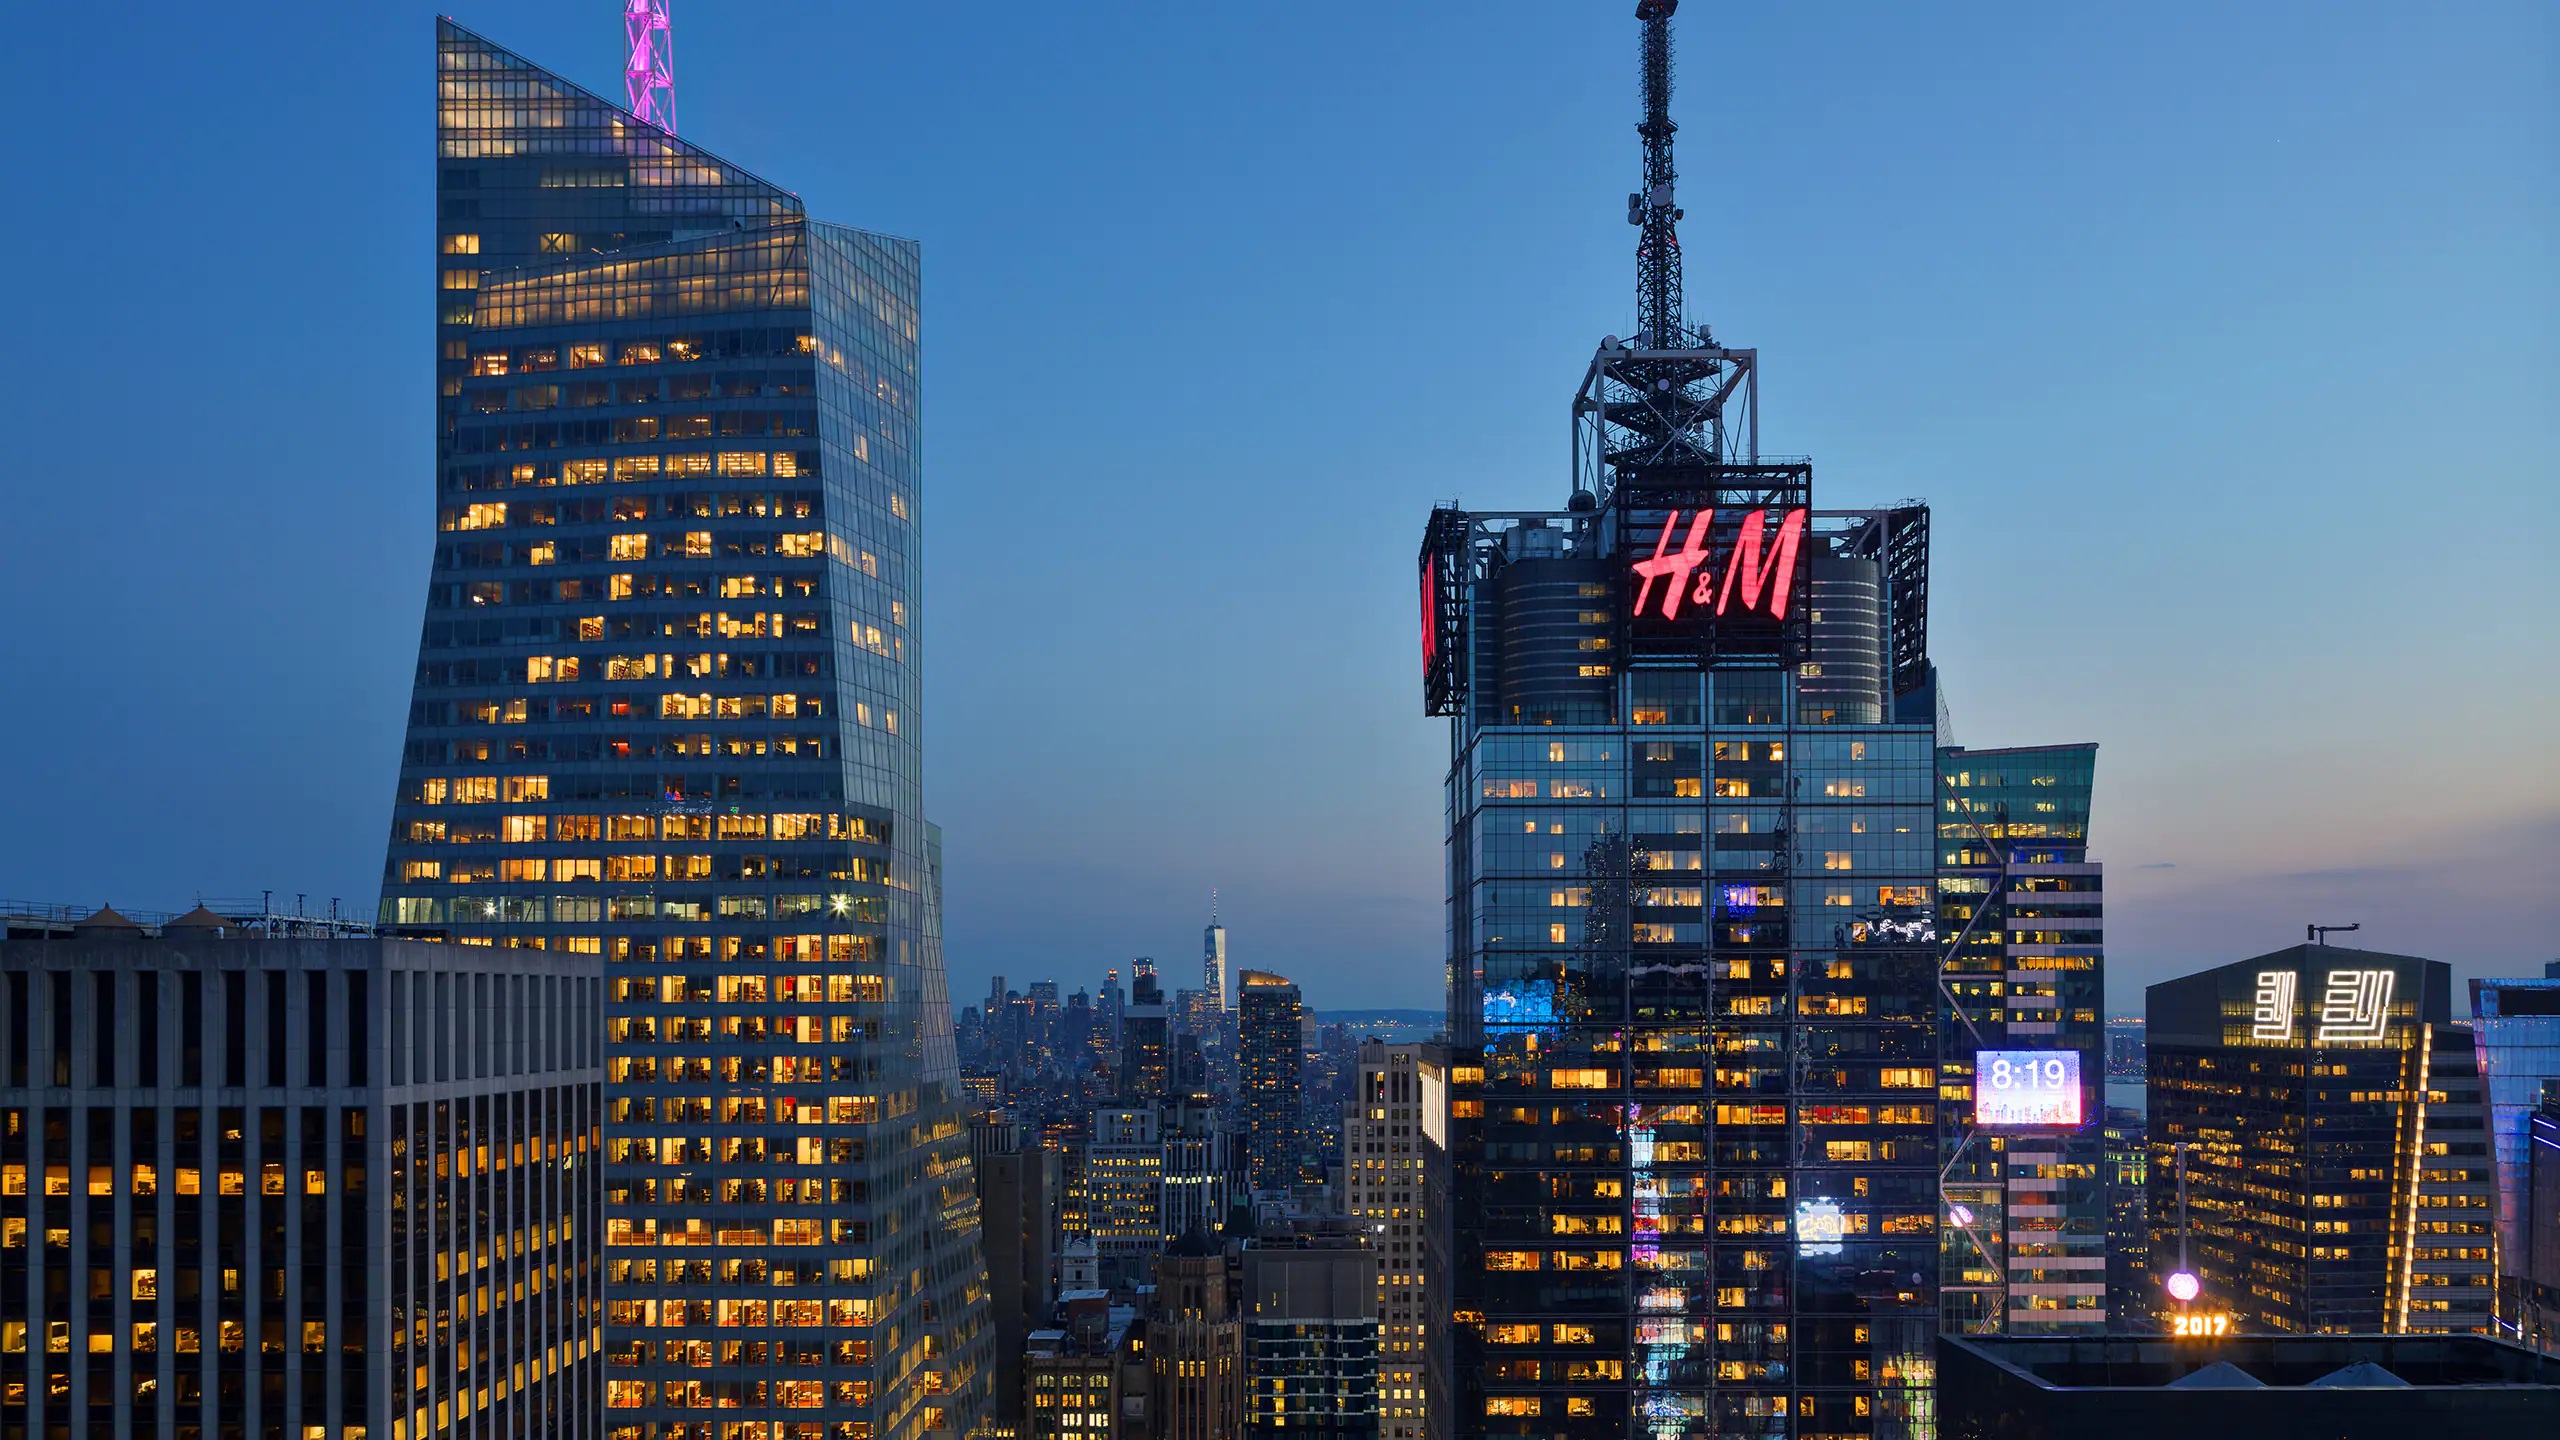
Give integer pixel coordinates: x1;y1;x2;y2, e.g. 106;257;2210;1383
1573;0;1793;512
624;0;676;132
1633;0;1685;355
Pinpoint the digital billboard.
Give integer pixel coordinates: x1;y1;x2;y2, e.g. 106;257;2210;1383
1974;1049;2082;1127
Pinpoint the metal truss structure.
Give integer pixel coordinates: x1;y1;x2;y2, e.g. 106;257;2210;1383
1418;505;1476;718
1573;0;1769;509
624;0;677;133
1841;504;1934;699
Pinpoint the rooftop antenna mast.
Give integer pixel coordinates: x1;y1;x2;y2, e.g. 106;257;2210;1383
624;0;677;134
1574;0;1766;504
1633;0;1687;353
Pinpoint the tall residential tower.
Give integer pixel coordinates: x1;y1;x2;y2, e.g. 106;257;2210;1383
384;22;988;1439
1238;972;1306;1193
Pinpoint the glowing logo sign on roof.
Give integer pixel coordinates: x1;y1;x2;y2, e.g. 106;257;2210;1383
2251;970;2298;1041
2315;968;2396;1044
1630;507;1807;623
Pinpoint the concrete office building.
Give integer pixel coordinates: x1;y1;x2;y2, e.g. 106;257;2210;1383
1343;1042;1436;1440
1147;1230;1241;1440
1022;1293;1131;1440
0;907;604;1439
1083;1109;1166;1288
1242;1220;1380;1440
2101;1107;2150;1330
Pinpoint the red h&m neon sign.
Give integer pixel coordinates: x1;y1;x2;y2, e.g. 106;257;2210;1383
1630;508;1807;622
1419;553;1439;676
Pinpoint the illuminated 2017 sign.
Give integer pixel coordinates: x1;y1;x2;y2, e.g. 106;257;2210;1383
1630;507;1807;623
1975;1050;2083;1127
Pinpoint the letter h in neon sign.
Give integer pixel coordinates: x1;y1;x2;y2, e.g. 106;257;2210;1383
1630;507;1808;622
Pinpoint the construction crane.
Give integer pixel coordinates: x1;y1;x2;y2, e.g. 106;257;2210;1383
624;0;677;133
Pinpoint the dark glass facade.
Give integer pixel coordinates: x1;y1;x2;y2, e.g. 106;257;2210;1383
1238;973;1304;1193
1426;503;1946;1439
2146;946;2495;1335
2100;1108;2149;1329
1935;745;2107;1334
382;22;987;1439
2466;965;2560;1341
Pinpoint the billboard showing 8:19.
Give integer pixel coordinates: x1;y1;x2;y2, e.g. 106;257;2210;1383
1974;1049;2083;1127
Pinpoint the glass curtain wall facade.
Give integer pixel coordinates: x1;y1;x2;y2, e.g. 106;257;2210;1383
1432;533;1944;1440
1935;745;2106;1334
2468;965;2560;1342
2146;948;2495;1336
385;23;988;1440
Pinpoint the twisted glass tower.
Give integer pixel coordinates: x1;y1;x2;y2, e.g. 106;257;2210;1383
382;22;987;1439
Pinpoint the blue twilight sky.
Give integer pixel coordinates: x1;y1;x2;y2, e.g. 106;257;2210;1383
1;3;2552;1016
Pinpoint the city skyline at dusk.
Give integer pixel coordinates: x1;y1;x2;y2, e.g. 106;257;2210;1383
1;2;2551;1015
1;5;2557;1436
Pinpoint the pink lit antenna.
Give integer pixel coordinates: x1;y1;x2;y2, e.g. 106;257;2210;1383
624;0;677;133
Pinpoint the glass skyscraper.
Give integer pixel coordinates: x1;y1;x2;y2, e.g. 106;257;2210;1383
1420;305;1948;1435
1935;745;2107;1335
1424;505;1947;1438
382;22;987;1439
2147;947;2496;1335
2468;963;2560;1343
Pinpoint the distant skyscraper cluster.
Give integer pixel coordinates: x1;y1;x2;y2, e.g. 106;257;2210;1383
953;901;1445;1440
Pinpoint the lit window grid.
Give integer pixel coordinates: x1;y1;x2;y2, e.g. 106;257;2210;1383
2146;982;2495;1337
1936;746;2109;1336
419;23;986;1439
1345;1046;1430;1440
1446;670;1944;1434
0;939;604;1440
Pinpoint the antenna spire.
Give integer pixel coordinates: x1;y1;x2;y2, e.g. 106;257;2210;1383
624;1;677;134
1631;0;1685;348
